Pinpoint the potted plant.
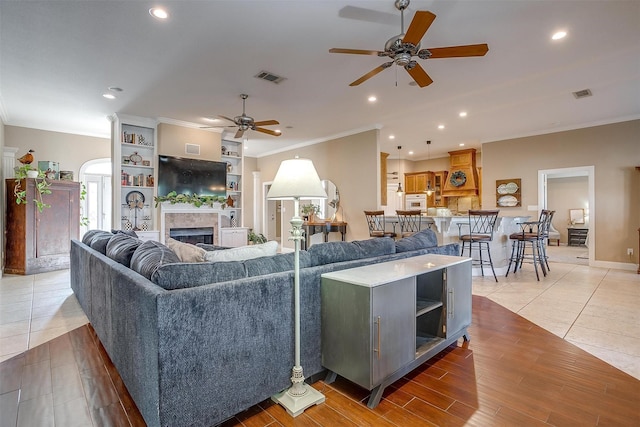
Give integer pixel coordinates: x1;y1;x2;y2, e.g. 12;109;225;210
300;203;320;222
248;229;267;245
13;165;52;212
154;191;227;209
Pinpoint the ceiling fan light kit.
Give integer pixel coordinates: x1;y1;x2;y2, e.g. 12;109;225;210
330;0;489;87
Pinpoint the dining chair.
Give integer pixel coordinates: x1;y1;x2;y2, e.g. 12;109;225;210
364;210;396;238
457;210;500;282
396;210;422;238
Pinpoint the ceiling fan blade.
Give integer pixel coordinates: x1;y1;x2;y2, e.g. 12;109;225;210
402;11;436;46
255;127;281;136
234;128;245;139
253;120;279;126
329;48;383;56
349;62;393;86
218;115;237;123
405;63;433;88
427;44;489;58
338;6;399;26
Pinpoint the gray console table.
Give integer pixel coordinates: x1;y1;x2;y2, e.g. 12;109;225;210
321;254;472;408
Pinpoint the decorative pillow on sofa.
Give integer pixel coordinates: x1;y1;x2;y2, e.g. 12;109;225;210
82;229;105;245
307;241;364;266
130;240;181;280
89;231;115;255
203;240;278;262
106;234;143;267
111;229;138;238
395;228;438;252
166;238;207;262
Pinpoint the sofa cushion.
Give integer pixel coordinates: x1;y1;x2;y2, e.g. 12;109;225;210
151;261;247;290
111;229;138;238
244;251;312;277
166;238;207;262
196;243;232;251
308;241;364;266
89;231;115;254
395;228;439;253
352;237;396;257
106;234;143;267
203;241;278;262
130;240;181;280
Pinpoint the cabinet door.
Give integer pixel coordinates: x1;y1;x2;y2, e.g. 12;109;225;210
371;278;415;385
444;261;472;337
405;175;416;193
415;173;427;193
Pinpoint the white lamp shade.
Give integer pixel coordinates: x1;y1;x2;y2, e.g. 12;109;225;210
267;158;327;200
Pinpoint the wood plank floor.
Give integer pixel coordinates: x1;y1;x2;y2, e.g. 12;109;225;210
1;295;638;426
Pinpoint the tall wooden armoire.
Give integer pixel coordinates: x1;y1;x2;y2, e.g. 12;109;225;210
5;179;80;275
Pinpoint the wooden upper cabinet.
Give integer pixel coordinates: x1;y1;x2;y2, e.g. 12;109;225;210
404;172;428;194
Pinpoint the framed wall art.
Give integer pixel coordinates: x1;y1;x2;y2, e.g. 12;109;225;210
496;178;521;207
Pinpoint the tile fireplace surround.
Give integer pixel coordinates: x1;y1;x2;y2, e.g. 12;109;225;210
160;203;231;245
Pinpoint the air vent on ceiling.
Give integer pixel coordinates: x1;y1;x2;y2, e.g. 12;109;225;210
572;89;592;99
185;143;200;155
254;70;286;84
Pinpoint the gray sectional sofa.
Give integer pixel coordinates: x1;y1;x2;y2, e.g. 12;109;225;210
70;229;459;427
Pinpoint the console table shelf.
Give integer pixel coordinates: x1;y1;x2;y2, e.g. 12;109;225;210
568;227;588;246
321;254;472;408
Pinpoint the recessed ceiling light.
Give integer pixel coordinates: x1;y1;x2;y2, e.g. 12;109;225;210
459;111;467;118
108;86;123;92
149;7;168;19
203;117;220;122
285;126;294;129
102;93;116;99
368;96;377;102
389;135;395;140
459;143;465;147
438;124;445;130
408;151;414;155
552;31;567;40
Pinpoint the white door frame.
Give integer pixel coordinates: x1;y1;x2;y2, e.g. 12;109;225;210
538;165;595;265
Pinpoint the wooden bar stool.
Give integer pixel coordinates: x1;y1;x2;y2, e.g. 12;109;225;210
396;210;422;237
364;210;396;238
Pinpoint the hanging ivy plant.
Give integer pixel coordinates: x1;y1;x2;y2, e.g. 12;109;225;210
13;165;52;213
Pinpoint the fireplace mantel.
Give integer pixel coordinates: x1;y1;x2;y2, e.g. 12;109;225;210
160;202;234;244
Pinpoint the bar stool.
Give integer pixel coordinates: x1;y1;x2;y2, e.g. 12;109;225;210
506;210;554;281
364;210;396;238
396;210;422;237
457;210;500;282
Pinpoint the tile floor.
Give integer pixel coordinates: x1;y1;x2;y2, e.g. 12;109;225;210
1;246;638;381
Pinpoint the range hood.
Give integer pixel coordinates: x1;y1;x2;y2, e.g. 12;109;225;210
442;148;479;197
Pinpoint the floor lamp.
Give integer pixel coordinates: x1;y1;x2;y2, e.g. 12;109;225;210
267;157;327;416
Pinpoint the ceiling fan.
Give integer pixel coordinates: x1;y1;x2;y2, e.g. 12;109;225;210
329;0;489;87
202;94;280;139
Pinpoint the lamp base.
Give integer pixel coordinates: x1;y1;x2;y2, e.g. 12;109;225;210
271;383;325;417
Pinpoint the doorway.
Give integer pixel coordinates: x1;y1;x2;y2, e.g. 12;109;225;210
538;166;595;265
262;182;282;245
79;158;112;236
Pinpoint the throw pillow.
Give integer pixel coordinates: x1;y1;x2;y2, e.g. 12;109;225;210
395;228;438;253
106;234;143;267
82;229;105;245
89;231;115;255
166;237;207;263
130;240;181;280
204;240;278;262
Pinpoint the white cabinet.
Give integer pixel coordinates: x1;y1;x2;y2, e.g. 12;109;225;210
321;254;472;408
111;114;157;231
219;227;248;247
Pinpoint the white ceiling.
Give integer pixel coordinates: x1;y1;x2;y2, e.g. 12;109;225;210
1;1;639;160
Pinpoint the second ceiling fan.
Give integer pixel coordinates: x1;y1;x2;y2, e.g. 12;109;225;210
330;0;489;87
203;94;280;139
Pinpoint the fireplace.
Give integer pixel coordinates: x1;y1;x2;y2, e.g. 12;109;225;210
169;227;214;245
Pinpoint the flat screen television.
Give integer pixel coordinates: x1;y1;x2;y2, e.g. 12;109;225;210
157;155;227;197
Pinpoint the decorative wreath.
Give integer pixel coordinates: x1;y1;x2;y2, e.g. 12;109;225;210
450;170;467;187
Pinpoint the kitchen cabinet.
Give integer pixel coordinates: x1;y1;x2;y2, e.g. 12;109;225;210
321;254;472;408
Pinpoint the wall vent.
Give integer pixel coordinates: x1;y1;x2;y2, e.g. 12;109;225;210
572;89;592;99
254;70;286;84
185;143;200;155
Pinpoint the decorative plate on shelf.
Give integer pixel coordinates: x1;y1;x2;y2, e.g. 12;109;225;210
126;190;145;209
128;152;142;165
497;184;509;194
505;182;519;193
497;195;519;207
